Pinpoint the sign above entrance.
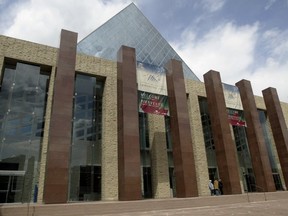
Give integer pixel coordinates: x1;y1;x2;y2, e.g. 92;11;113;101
137;62;167;96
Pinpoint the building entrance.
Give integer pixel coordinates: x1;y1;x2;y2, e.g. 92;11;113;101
0;170;25;203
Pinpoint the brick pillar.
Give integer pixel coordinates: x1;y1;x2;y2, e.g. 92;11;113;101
262;87;288;188
148;114;170;198
165;59;198;197
236;80;275;192
43;30;78;203
203;70;241;195
117;46;142;201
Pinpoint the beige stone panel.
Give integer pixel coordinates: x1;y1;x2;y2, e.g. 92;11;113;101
101;75;118;200
76;53;116;78
148;114;170;198
185;80;210;196
280;102;288;128
254;96;266;110
0;35;57;66
37;66;56;203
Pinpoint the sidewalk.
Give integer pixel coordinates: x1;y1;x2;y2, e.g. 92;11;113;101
1;191;288;215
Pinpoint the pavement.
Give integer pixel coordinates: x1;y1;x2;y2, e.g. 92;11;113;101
1;191;288;216
100;199;287;216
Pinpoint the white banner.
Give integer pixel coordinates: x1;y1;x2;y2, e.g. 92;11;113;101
223;83;243;110
137;62;167;96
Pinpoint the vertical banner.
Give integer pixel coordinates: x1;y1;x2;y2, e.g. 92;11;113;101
137;62;169;116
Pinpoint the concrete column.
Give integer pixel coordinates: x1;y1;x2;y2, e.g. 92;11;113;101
44;30;78;203
165;59;198;197
148;114;170;198
203;70;242;195
236;80;275;192
262;87;288;188
117;46;142;201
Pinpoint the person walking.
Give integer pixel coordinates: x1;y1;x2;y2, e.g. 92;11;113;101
214;179;219;195
219;179;223;195
208;180;214;196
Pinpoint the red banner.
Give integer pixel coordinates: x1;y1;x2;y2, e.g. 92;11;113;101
228;110;246;127
138;91;169;116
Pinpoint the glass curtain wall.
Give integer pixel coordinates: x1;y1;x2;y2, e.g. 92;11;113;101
0;62;50;203
231;118;255;192
198;97;219;181
69;74;103;201
258;110;283;190
139;112;152;198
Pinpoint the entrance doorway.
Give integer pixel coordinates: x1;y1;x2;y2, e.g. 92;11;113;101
0;170;25;203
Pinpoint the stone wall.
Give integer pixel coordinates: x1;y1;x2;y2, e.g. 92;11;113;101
185;79;210;196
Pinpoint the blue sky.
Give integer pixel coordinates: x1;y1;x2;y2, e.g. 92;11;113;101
0;0;287;102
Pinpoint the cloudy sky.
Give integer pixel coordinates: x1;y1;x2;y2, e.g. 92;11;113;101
1;0;288;102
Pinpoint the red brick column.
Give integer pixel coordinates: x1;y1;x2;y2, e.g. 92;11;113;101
203;70;242;195
44;30;78;203
117;46;142;201
262;87;288;187
166;59;198;197
236;80;275;192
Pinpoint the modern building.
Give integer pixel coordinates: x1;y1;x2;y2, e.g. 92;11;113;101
0;3;287;204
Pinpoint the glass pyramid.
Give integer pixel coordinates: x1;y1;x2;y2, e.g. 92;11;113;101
77;3;199;81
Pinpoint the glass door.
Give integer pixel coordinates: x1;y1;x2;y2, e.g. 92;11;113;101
0;170;25;203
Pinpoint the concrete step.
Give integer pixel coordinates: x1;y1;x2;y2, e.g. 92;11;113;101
1;191;288;216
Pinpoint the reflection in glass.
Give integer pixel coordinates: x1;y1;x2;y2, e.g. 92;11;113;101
198;97;218;181
69;74;103;201
258;110;283;190
139;113;152;198
77;4;199;81
232;123;256;192
0;62;50;203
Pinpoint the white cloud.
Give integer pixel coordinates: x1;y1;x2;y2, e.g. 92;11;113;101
172;22;258;81
201;0;226;12
171;22;288;102
2;0;134;47
264;0;276;10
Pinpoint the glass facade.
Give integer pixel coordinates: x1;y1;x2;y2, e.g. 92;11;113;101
199;97;258;192
0;62;50;203
198;97;218;180
77;3;199;81
232;122;255;192
258;110;283;190
139;113;152;198
69;74;104;201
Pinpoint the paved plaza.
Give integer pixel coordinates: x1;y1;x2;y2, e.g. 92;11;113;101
101;199;287;216
1;192;288;216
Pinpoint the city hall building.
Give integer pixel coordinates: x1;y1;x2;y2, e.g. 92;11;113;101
0;3;288;204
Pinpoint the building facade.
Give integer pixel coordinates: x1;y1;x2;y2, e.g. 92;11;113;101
0;5;288;205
